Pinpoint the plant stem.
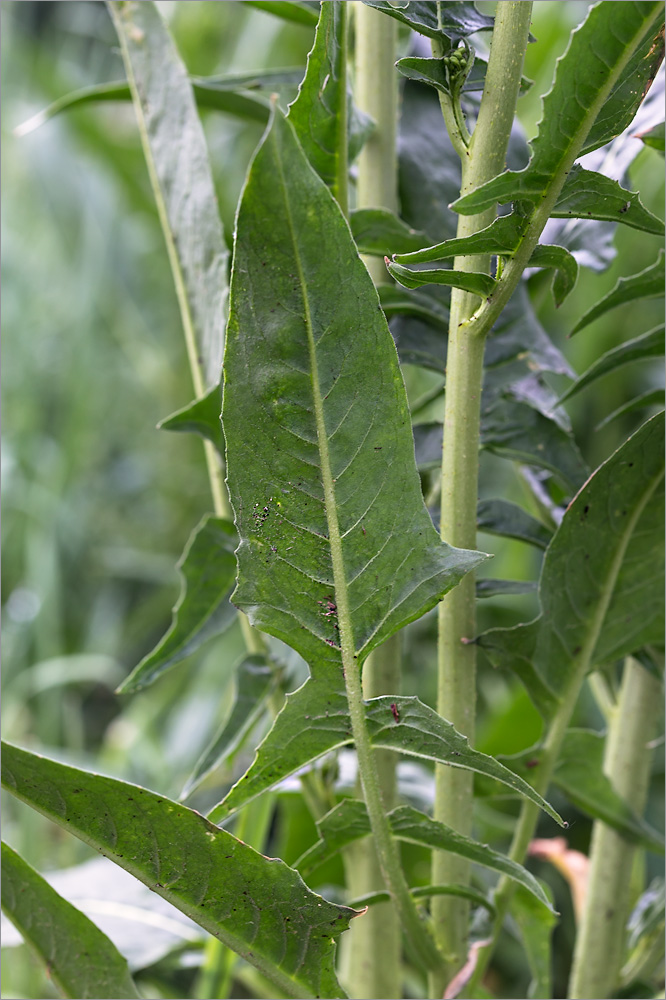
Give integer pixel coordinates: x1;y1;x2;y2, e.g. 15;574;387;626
568;657;662;999
429;4;533;993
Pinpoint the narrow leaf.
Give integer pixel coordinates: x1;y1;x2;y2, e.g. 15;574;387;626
351;208;430;256
387;259;496;296
553;164;665;236
158;382;224;454
359;1;494;41
635;120;665;152
393;214;525;265
108;0;228;389
243;0;320;27
476;579;537;599
596;387;665;429
477;499;552;551
2;742;358;1000
350;884;495;914
1;842;141;1000
560;326;664;401
571;250;665;334
118;516;237;693
529;244;579;307
511;884;557;1000
480;413;665;716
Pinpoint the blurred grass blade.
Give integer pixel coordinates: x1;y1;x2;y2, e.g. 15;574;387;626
108;0;228;390
243;0;320;27
350;208;429;257
118;516;237;693
159;382;224;455
511;885;557;1000
571;250;665;334
553;165;665;235
387;259;496;296
1;842;142;1000
359;1;494;41
477;499;552;551
528;245;578;307
2;742;358;1000
560;326;664;401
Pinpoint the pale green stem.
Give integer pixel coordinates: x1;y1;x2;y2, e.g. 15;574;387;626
429;5;533;994
568;657;662;999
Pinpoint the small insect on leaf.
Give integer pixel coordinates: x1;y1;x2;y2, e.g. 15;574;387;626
390;703;400;723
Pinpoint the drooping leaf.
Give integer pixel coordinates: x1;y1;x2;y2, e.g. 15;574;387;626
511;884;557;1000
351;209;430;256
480;412;665;717
528;244;579;307
393;214;525;265
158;382;224;454
378;284;449;328
559;326;664;401
296;801;554;910
571;250;665;334
387;259;496;297
349;883;495;915
359;1;494;41
243;0;320;27
1;843;142;1000
596;387;665;430
552;164;665;236
223;108;484;682
108;1;229;390
181;655;279;800
1;742;358;1000
452;4;666;216
476;579;537;599
635;120;665;152
209;688;565;826
118;516;238;693
477;499;552;551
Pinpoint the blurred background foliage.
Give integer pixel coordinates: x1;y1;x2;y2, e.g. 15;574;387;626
1;2;663;998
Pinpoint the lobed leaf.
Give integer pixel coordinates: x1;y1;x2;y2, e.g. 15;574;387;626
158;382;224;454
351;208;430;257
1;742;358;1000
571;250;665;334
360;1;494;41
118;516;237;693
560;326;664;402
552;164;665;236
1;842;142;1000
387;259;496;296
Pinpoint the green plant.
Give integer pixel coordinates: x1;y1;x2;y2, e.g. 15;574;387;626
2;2;664;999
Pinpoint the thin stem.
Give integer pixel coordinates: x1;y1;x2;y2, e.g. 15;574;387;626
429;5;533;993
334;0;349;219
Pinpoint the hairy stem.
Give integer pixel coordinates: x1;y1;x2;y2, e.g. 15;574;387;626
429;4;533;993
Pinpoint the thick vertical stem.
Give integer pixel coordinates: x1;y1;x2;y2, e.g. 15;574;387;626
568;658;662;999
429;4;533;994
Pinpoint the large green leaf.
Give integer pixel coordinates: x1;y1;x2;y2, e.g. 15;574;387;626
552;165;665;235
209;688;564;826
480;412;665;716
296;801;554;910
1;842;141;1000
108;0;228;389
360;1;494;41
223;108;484;679
118;516;238;693
560;326;664;401
571;250;665;334
2;742;357;1000
452;3;665;216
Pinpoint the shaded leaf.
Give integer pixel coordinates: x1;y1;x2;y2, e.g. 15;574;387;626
393;214;525;265
477;499;552;551
351;208;430;256
571;250;665;334
560;326;664;401
1;842;141;1000
108;1;229;389
158;382;224;454
480;413;665;716
118;516;238;693
552;164;665;236
511;884;557;1000
349;883;495;915
243;0;320;27
379;284;449;327
476;579;537;599
596;387;665;430
1;742;358;1000
396;53;533;99
387;259;496;296
360;1;494;41
181;655;278;800
529;244;579;307
635;120;665;152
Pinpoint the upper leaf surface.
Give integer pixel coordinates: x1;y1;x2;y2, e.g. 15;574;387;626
1;742;357;1000
223;110;484;677
553;164;665;236
1;842;142;1000
360;1;494;41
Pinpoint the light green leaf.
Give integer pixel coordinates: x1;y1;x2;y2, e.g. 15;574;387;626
223;108;484;679
560;326;664;401
635;120;665;152
392;214;525;265
118;516;237;693
243;0;320;27
158;382;224;454
351;208;430;257
571;250;665;334
359;1;494;41
477;499;552;551
181;655;279;800
1;742;358;1000
511;884;557;1000
296;801;555;910
552;164;665;235
1;842;142;1000
480;413;665;716
529;244;579;307
387;259;496;297
452;3;665;216
108;0;228;389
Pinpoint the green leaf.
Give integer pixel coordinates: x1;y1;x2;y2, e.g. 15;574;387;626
158;382;224;454
511;884;557;1000
596;387;665;430
223;109;484;678
359;1;494;41
635;120;665;152
181;655;278;800
477;499;552;550
1;842;142;1000
378;284;449;327
480;412;665;717
243;0;320;27
452;3;665;216
210;689;565;826
560;326;664;401
476;579;537;599
296;801;555;910
118;516;238;693
393;214;525;265
552;164;665;236
395;54;532;99
108;0;229;389
350;208;430;256
387;259;496;297
528;244;579;307
1;742;357;1000
571;250;665;334
349;883;495;914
